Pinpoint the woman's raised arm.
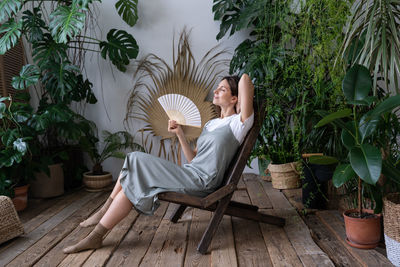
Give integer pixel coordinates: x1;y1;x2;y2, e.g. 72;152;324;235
237;74;254;122
168;120;197;163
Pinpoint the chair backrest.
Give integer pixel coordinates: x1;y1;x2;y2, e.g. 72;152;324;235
220;102;265;187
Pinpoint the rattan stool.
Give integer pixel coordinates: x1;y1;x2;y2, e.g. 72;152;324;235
0;196;24;245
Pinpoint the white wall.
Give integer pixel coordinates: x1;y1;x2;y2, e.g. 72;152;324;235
81;0;259;179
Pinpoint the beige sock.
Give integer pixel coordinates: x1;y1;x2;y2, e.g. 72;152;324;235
63;223;108;254
80;197;113;227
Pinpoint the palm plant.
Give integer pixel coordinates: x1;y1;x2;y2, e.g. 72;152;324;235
125;29;229;163
80;130;143;175
338;0;400;95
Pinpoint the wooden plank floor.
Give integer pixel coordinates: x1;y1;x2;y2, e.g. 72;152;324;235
0;174;392;266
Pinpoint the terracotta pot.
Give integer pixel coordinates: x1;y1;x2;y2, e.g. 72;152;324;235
343;209;382;249
12;184;29;211
83;171;112;191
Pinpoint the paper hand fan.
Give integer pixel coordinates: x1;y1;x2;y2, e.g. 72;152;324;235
157;94;201;128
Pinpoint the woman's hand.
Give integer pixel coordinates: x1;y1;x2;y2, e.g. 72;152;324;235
168;120;184;137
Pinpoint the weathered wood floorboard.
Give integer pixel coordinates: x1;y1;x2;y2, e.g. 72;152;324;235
232;190;273;267
304;214;359;267
140;204;191;267
243;173;272;209
184;208;211;267
317;210;393;267
0;192;102;266
210;215;237;267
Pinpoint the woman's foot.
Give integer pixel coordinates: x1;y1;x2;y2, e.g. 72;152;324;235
63;224;108;254
80;197;113;227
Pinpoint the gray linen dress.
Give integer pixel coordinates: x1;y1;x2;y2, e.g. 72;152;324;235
119;123;241;215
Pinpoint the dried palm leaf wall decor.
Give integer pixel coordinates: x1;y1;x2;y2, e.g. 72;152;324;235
125;29;229;163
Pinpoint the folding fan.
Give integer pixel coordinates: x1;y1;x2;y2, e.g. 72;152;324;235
157;94;201;128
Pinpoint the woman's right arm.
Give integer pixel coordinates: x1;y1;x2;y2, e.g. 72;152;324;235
168;120;197;163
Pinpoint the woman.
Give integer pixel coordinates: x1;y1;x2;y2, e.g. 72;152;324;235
63;74;254;254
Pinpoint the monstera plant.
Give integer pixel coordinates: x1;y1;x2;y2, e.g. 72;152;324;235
316;64;400;249
0;0;140;192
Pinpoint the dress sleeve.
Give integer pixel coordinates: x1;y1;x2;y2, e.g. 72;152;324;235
229;112;254;144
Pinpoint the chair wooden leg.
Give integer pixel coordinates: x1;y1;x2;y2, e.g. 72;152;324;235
224;205;285;226
197;194;232;254
170;205;187;223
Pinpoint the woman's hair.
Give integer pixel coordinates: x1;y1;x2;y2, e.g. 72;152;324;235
222;75;240;97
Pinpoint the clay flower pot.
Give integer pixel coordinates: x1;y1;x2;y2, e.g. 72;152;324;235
343;209;382;249
12;184;29;211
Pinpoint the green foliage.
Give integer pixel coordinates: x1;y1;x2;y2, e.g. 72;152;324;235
317;64;400;213
213;0;350;163
11;64;40;90
22;8;47;42
0;18;22;55
340;0;400;95
49;4;86;44
80;129;144;174
100;29;139;72
0;0;22;22
115;0;138;27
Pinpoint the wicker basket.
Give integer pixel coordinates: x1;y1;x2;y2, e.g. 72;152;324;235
83;172;112;191
383;193;400;267
0;196;24;245
268;161;301;189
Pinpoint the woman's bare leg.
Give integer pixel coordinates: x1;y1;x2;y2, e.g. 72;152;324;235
80;174;124;227
100;190;133;229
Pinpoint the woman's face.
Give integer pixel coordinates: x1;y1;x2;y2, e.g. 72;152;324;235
212;79;237;107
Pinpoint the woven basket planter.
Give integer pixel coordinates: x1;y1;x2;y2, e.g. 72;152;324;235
83;172;112;191
0;196;24;245
268;161;301;189
383;193;400;266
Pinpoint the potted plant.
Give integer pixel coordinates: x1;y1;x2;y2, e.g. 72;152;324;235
316;64;400;249
79;130;143;191
0;0;141;195
0;95;35;210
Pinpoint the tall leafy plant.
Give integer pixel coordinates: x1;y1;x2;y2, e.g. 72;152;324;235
0;0;141;180
339;0;400;95
316;64;400;214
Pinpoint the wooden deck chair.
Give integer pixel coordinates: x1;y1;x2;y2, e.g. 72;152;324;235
158;103;285;254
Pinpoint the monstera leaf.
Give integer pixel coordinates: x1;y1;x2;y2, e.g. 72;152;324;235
41;61;80;101
100;29;139;72
12;64;40;90
115;0;138;26
0;0;22;22
22;8;47;42
49;5;86;43
0;18;22;55
33;34;68;69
